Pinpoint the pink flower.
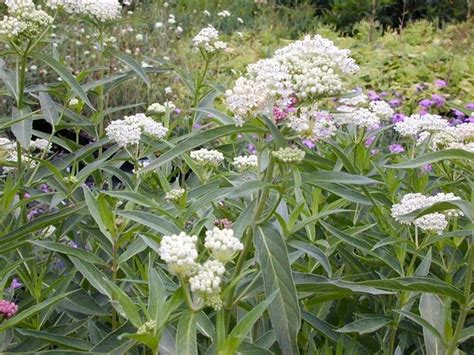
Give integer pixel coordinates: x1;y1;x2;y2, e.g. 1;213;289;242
364;136;375;147
422;164;432;172
434;79;447;88
0;300;18;318
302;139;315;149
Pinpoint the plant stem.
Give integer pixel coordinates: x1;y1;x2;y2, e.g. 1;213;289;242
111;242;118;330
447;241;474;354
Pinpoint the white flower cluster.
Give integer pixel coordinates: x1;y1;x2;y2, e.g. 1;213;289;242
158;232;198;275
288;107;337;142
0;137;49;173
339;92;368;106
165;188;185;202
147;101;175;114
45;0;121;22
333;100;393;131
31;138;49;151
0;0;53;39
225;35;358;124
192;25;227;53
369;101;394;120
189;260;225;294
272;147;305;164
190;148;224;166
232;155;258;171
204;227;244;261
106;113;168;147
394;114;474;152
391;192;463;234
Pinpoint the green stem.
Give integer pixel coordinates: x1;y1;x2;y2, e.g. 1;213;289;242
447;241;474;355
178;275;196;312
111;242;118;330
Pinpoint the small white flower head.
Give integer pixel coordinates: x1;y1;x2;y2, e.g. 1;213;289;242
158;232;198;275
154;21;163;29
334;107;380;130
288;108;337;141
106;113;168;147
69;98;79;106
165;188;185;202
391;192;462;232
203;10;210;16
217;10;231;17
1;0;54;39
339;92;368;106
205;227;243;262
414;213;448;235
137;320;157;335
192;25;227;53
272;147;305;164
232;155;258;172
369;100;394;120
147;103;166;114
189;259;225;294
45;0;122;22
164;87;172;94
190;148;224;167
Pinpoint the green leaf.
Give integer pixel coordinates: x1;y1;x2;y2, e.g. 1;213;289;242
226;291;277;352
16;329;93;350
148;267;167;326
302;311;368;353
11;106;32;149
29;240;105;265
102;278;142;328
142;124;266;172
362;277;464;304
254;224;301;355
39;91;60;127
69;257;110;297
336;317;391;335
33;52;94;110
118;210;180;235
176;310;197;355
83;186;114;243
110;50;150;87
0;290;77;332
386;149;474;169
395;310;446;347
288;241;332;276
303;171;378;185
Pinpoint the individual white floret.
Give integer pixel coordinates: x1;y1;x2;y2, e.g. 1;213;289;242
204;227;243;262
158;232;198;275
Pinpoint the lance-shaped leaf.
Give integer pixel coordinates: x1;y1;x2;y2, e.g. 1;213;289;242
386;149;474;169
39;91;60;127
11;106;32;149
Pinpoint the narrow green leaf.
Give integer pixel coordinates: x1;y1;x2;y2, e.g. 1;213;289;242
69;257;110;297
288;241;332;276
33;52;94;110
30;240;105;265
336;317;391;335
16;329;92;350
254;224;301;355
102;279;142;328
304;171;378;185
110;50;150;87
387;149;474;168
39;91;60;127
118;210;180;235
176;311;197;355
11;106;32;149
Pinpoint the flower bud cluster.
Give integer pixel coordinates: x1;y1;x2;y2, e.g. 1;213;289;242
0;300;18;318
165;188;185;202
106;113;168;147
204;227;244;262
192;25;227;53
190;148;224;166
391;192;463;234
272;147;305;164
287;107;337;143
226;35;358;124
45;0;121;22
0;0;53;39
147;101;176;114
158;232;198;275
232;155;258;171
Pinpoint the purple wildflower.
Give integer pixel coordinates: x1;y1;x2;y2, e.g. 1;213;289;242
10;278;22;289
419;99;433;108
431;94;445;107
422;163;433;172
465;103;474;110
367;91;380;101
434;79;447;88
302;139;315;149
391;113;407;124
247;144;256;154
364;136;375;147
389;144;405;153
452;109;465;119
389;98;401;108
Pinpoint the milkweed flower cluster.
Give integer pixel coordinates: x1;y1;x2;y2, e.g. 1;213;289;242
225;35;359;124
192;25;227;53
45;0;122;22
394;114;474;152
165;188;185;202
0;0;53;39
391;192;463;234
105;113;168;147
334;95;394;129
158;232;198;275
204;227;244;262
272;147;305;164
190;148;224;166
1;137;50;173
287;107;337;143
158;227;243;310
232;155;258;171
0;300;18;318
147;101;175;114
